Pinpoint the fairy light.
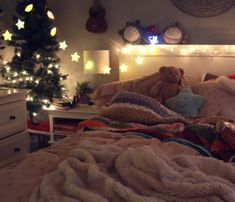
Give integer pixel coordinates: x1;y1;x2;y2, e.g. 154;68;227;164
119;64;128;73
48;64;53;68
135;57;144;65
22;70;27;75
32;112;37;117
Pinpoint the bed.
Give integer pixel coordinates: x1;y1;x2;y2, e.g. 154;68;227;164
1;44;235;202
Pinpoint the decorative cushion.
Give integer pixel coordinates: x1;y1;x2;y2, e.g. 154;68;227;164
216;76;235;95
111;91;179;117
192;80;235;120
165;88;204;118
100;92;185;125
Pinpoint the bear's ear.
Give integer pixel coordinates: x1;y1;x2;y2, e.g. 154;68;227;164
159;66;168;74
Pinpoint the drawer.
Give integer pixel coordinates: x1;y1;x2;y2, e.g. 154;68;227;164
0;100;27;139
0;130;29;167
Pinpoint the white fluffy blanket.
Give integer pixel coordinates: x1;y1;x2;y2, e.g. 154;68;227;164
216;76;235;95
30;132;235;202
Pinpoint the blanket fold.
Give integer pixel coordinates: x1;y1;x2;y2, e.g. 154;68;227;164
30;131;235;202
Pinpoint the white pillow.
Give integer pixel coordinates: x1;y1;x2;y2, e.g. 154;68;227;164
216;76;235;95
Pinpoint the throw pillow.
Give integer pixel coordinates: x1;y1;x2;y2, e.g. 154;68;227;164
165;88;204;118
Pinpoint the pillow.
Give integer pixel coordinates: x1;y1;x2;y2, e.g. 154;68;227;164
192;80;235;120
216;76;235;95
100;92;185;125
165;88;204;118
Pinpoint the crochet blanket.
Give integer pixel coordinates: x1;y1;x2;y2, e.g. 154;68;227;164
30;131;235;202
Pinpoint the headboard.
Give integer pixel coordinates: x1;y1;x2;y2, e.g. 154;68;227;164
118;45;235;84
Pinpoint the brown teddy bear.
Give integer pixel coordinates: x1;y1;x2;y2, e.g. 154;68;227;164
150;66;182;104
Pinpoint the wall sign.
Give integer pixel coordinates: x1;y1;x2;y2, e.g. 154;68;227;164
171;0;235;17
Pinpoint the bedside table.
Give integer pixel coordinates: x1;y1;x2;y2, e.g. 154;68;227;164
0;88;29;167
48;104;100;144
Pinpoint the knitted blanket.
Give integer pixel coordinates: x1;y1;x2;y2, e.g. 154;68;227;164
30;131;235;202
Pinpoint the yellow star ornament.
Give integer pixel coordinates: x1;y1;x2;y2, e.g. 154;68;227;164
59;41;68;50
71;52;80;62
3;30;12;41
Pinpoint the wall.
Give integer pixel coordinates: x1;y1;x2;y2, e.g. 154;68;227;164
1;0;235;95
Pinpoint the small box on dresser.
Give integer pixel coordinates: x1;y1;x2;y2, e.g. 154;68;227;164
0;88;29;167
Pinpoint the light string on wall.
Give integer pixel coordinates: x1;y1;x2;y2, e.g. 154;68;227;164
118;44;235;73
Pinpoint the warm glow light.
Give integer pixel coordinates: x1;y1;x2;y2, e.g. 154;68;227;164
16;19;25;30
85;60;94;71
25;4;33;12
119;64;128;73
119;45;235;57
50;27;57;36
59;41;68;50
71;52;80;62
3;30;12;41
102;65;111;74
135;57;144;65
47;10;55;20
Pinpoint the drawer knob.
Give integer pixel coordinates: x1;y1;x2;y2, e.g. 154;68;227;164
10;116;16;120
14;147;21;152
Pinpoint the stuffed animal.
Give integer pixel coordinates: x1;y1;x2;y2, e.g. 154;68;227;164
150;66;182;103
119;20;162;44
162;22;188;44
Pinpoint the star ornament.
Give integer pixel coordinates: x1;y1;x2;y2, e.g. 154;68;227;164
71;52;80;62
59;41;68;50
3;30;12;41
16;19;25;30
119;64;128;73
102;65;111;74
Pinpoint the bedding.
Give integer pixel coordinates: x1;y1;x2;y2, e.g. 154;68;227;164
0;112;235;201
192;79;235;119
30;132;235;202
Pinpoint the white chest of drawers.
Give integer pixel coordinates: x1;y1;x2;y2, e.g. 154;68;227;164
0;88;29;167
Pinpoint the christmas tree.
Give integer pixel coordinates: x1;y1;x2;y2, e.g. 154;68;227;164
0;4;5;59
1;0;67;119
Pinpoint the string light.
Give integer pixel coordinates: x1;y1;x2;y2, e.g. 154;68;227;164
47;10;55;20
25;4;33;12
50;27;57;36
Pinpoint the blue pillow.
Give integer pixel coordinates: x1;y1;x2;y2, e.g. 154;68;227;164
165;88;204;117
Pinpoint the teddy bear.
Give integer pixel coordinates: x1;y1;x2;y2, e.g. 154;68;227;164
150;66;182;104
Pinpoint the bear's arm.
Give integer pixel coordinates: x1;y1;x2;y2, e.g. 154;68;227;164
150;81;163;96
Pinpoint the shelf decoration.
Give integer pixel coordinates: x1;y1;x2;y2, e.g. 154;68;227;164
119;20;162;45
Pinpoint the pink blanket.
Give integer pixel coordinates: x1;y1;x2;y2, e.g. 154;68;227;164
30;131;235;202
